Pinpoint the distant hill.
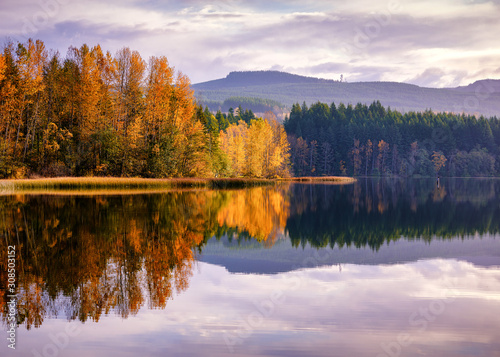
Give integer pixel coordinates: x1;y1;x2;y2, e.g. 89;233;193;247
193;71;500;118
451;79;500;94
195;70;332;89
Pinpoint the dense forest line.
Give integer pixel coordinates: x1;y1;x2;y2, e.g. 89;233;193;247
284;101;500;177
0;39;290;179
201;96;285;114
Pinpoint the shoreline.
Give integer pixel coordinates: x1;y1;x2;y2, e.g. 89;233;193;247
0;176;356;193
279;176;357;184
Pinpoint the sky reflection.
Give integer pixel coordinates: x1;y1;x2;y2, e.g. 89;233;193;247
4;258;499;357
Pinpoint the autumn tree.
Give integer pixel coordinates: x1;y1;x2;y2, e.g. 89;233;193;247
245;119;269;177
112;47;146;176
143;56;173;175
219;120;247;177
63;44;116;174
219;116;290;178
258;113;291;178
0;40;223;178
142;57;209;177
432;151;447;176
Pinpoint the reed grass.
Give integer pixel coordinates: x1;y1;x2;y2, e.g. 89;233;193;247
0;176;276;192
0;176;355;194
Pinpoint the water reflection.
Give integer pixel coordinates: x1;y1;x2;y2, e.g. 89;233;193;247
0;193;206;328
0;187;291;329
0;178;499;332
174;259;500;357
287;178;500;249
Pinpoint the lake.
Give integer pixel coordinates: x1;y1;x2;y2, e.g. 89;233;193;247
1;178;500;357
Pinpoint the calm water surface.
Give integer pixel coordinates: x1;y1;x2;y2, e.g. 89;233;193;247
1;178;500;357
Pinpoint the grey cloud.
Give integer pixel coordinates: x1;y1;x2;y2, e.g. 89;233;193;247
307;63;389;82
199;13;245;19
20;19;178;63
182;7;500;82
341;13;500;57
42;20;176;45
285;61;391;82
307;62;350;74
2;0;500;84
200;14;353;53
199;9;499;57
135;0;334;13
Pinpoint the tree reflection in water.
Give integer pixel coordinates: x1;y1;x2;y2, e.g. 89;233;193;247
0;187;290;328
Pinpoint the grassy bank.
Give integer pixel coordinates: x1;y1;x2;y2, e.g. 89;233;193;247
0;176;355;194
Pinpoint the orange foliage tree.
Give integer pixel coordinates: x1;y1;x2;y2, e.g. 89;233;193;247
0;39;212;178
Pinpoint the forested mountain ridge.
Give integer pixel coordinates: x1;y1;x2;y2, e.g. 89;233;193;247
194;70;333;89
193;71;500;118
452;79;500;94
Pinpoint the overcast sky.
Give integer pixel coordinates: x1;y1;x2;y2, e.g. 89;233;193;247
1;0;500;86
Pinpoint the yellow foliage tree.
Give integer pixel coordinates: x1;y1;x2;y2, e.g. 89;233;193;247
246;119;268;177
219;117;290;178
219;120;248;177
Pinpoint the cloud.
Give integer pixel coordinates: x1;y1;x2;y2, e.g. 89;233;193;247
1;0;500;85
